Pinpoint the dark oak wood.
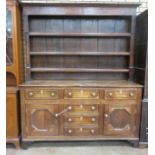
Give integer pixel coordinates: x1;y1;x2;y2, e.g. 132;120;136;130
134;10;148;147
19;2;142;148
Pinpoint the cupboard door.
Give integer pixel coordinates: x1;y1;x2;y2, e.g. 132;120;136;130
26;104;59;136
104;103;137;137
6;93;18;138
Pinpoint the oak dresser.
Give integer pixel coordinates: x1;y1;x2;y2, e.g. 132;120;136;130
19;1;142;148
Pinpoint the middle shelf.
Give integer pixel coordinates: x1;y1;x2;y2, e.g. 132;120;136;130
30;68;129;73
29;32;131;37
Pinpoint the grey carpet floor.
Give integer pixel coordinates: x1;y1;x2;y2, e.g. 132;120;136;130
6;141;148;155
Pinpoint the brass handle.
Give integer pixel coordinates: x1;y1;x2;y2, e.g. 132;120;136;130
91;129;95;134
28;92;33;97
68;129;72;134
91;92;97;97
109;92;113;97
105;114;108;118
51;92;56;97
55;106;72;118
129;92;134;97
68;92;72;97
91;117;96;122
91;106;96;110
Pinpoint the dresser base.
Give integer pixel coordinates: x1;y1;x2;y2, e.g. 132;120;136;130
20;80;142;149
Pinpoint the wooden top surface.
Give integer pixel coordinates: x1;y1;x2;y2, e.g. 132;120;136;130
19;1;140;7
20;80;143;87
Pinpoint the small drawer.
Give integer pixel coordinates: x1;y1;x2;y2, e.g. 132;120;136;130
63;104;99;114
64;115;99;126
64;89;99;99
25;89;60;99
105;88;137;100
64;127;98;136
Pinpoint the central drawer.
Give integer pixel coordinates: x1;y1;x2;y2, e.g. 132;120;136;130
64;127;99;136
64;89;100;99
64;115;99;126
63;104;99;114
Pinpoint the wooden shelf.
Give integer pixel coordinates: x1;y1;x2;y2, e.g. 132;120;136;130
30;52;130;56
30;68;129;73
29;32;131;37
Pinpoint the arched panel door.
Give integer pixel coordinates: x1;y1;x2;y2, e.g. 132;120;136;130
104;103;138;137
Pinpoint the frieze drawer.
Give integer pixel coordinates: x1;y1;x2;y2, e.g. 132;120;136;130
64;89;100;99
105;88;138;100
25;89;62;99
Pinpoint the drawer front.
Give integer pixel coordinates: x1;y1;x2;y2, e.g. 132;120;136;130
63;104;99;114
64;89;99;99
64;127;98;136
64;115;99;126
105;88;137;100
25;89;61;99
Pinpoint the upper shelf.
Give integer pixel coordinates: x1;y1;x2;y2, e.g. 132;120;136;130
29;32;131;37
30;52;130;56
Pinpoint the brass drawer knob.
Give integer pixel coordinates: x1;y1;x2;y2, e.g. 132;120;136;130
28;92;33;97
51;92;56;97
68;92;72;97
129;92;134;97
91;129;95;134
91;92;97;97
68;106;72;110
68;129;72;134
108;92;113;97
91;117;96;122
68;118;72;122
105;114;108;118
91;106;96;110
